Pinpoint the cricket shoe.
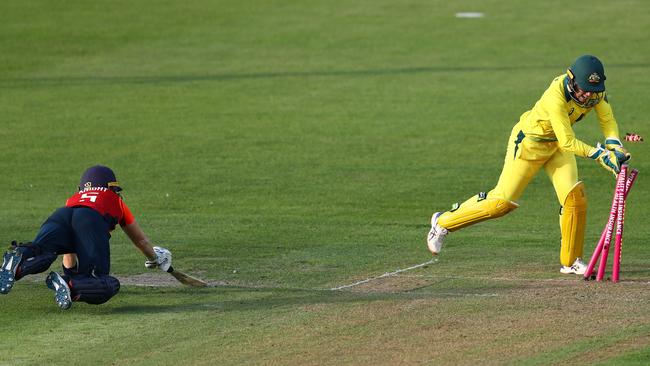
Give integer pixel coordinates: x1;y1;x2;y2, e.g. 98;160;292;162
560;258;587;275
46;272;72;310
426;212;448;255
0;248;23;294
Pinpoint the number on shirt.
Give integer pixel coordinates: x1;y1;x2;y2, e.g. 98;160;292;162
80;192;99;203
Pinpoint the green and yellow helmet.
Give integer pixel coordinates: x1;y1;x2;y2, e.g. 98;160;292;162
566;55;606;107
568;55;606;92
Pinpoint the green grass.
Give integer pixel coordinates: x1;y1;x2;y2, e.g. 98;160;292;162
1;0;650;365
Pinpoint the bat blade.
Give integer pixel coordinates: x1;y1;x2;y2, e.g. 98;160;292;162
167;266;208;287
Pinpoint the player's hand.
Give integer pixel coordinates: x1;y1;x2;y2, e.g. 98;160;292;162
589;143;622;177
605;137;631;164
144;246;172;272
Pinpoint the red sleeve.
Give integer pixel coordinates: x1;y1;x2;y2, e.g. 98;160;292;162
119;200;135;226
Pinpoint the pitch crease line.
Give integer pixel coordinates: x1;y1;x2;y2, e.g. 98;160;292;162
330;259;438;291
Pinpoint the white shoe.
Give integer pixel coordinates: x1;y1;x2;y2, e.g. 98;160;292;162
560;258;587;275
426;212;448;255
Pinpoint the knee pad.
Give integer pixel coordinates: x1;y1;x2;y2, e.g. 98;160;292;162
559;182;587;266
15;252;57;280
438;192;519;231
68;274;120;305
11;241;40;259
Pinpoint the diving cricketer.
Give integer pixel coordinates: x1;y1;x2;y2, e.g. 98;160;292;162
426;55;630;275
0;165;172;309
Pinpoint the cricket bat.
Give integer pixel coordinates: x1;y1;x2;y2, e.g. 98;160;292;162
167;266;208;287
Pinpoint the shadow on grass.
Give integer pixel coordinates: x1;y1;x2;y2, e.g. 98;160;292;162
2;63;648;88
113;287;394;313
109;278;517;315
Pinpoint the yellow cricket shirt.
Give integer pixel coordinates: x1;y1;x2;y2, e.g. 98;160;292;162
516;74;619;158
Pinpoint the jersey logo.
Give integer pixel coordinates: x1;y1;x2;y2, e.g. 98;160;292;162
588;73;601;83
513;130;525;160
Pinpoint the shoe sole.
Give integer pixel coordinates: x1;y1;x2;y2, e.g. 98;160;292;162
46;272;72;310
0;250;22;295
560;267;586;275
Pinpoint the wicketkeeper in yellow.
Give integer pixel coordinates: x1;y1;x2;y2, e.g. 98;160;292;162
426;55;631;275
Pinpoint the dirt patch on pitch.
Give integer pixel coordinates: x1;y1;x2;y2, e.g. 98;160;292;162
296;278;650;366
117;272;185;287
117;272;230;287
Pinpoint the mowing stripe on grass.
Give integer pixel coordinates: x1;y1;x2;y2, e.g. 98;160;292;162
398;274;579;282
398;274;650;285
330;259;438;291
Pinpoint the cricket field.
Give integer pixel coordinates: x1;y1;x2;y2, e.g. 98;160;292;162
1;1;649;365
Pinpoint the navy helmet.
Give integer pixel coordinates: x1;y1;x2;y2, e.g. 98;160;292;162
79;165;122;192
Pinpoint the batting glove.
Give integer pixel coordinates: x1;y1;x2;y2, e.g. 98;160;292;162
145;257;158;269
589;143;623;177
144;246;172;272
605;137;631;164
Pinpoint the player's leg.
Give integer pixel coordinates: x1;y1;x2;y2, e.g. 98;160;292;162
544;150;587;273
62;207;120;305
22;207;77;277
62;253;79;276
0;208;76;294
427;128;543;254
436;193;521;232
70;207;112;275
63;273;120;305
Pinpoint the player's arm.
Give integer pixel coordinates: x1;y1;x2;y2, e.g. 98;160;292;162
545;96;593;157
545;93;622;175
120;200;172;271
595;96;619;139
121;220;172;271
121;221;156;260
595;97;630;163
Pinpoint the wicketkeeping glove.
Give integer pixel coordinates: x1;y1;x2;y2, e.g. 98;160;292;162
144;246;172;272
589;142;624;177
605;137;631;164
